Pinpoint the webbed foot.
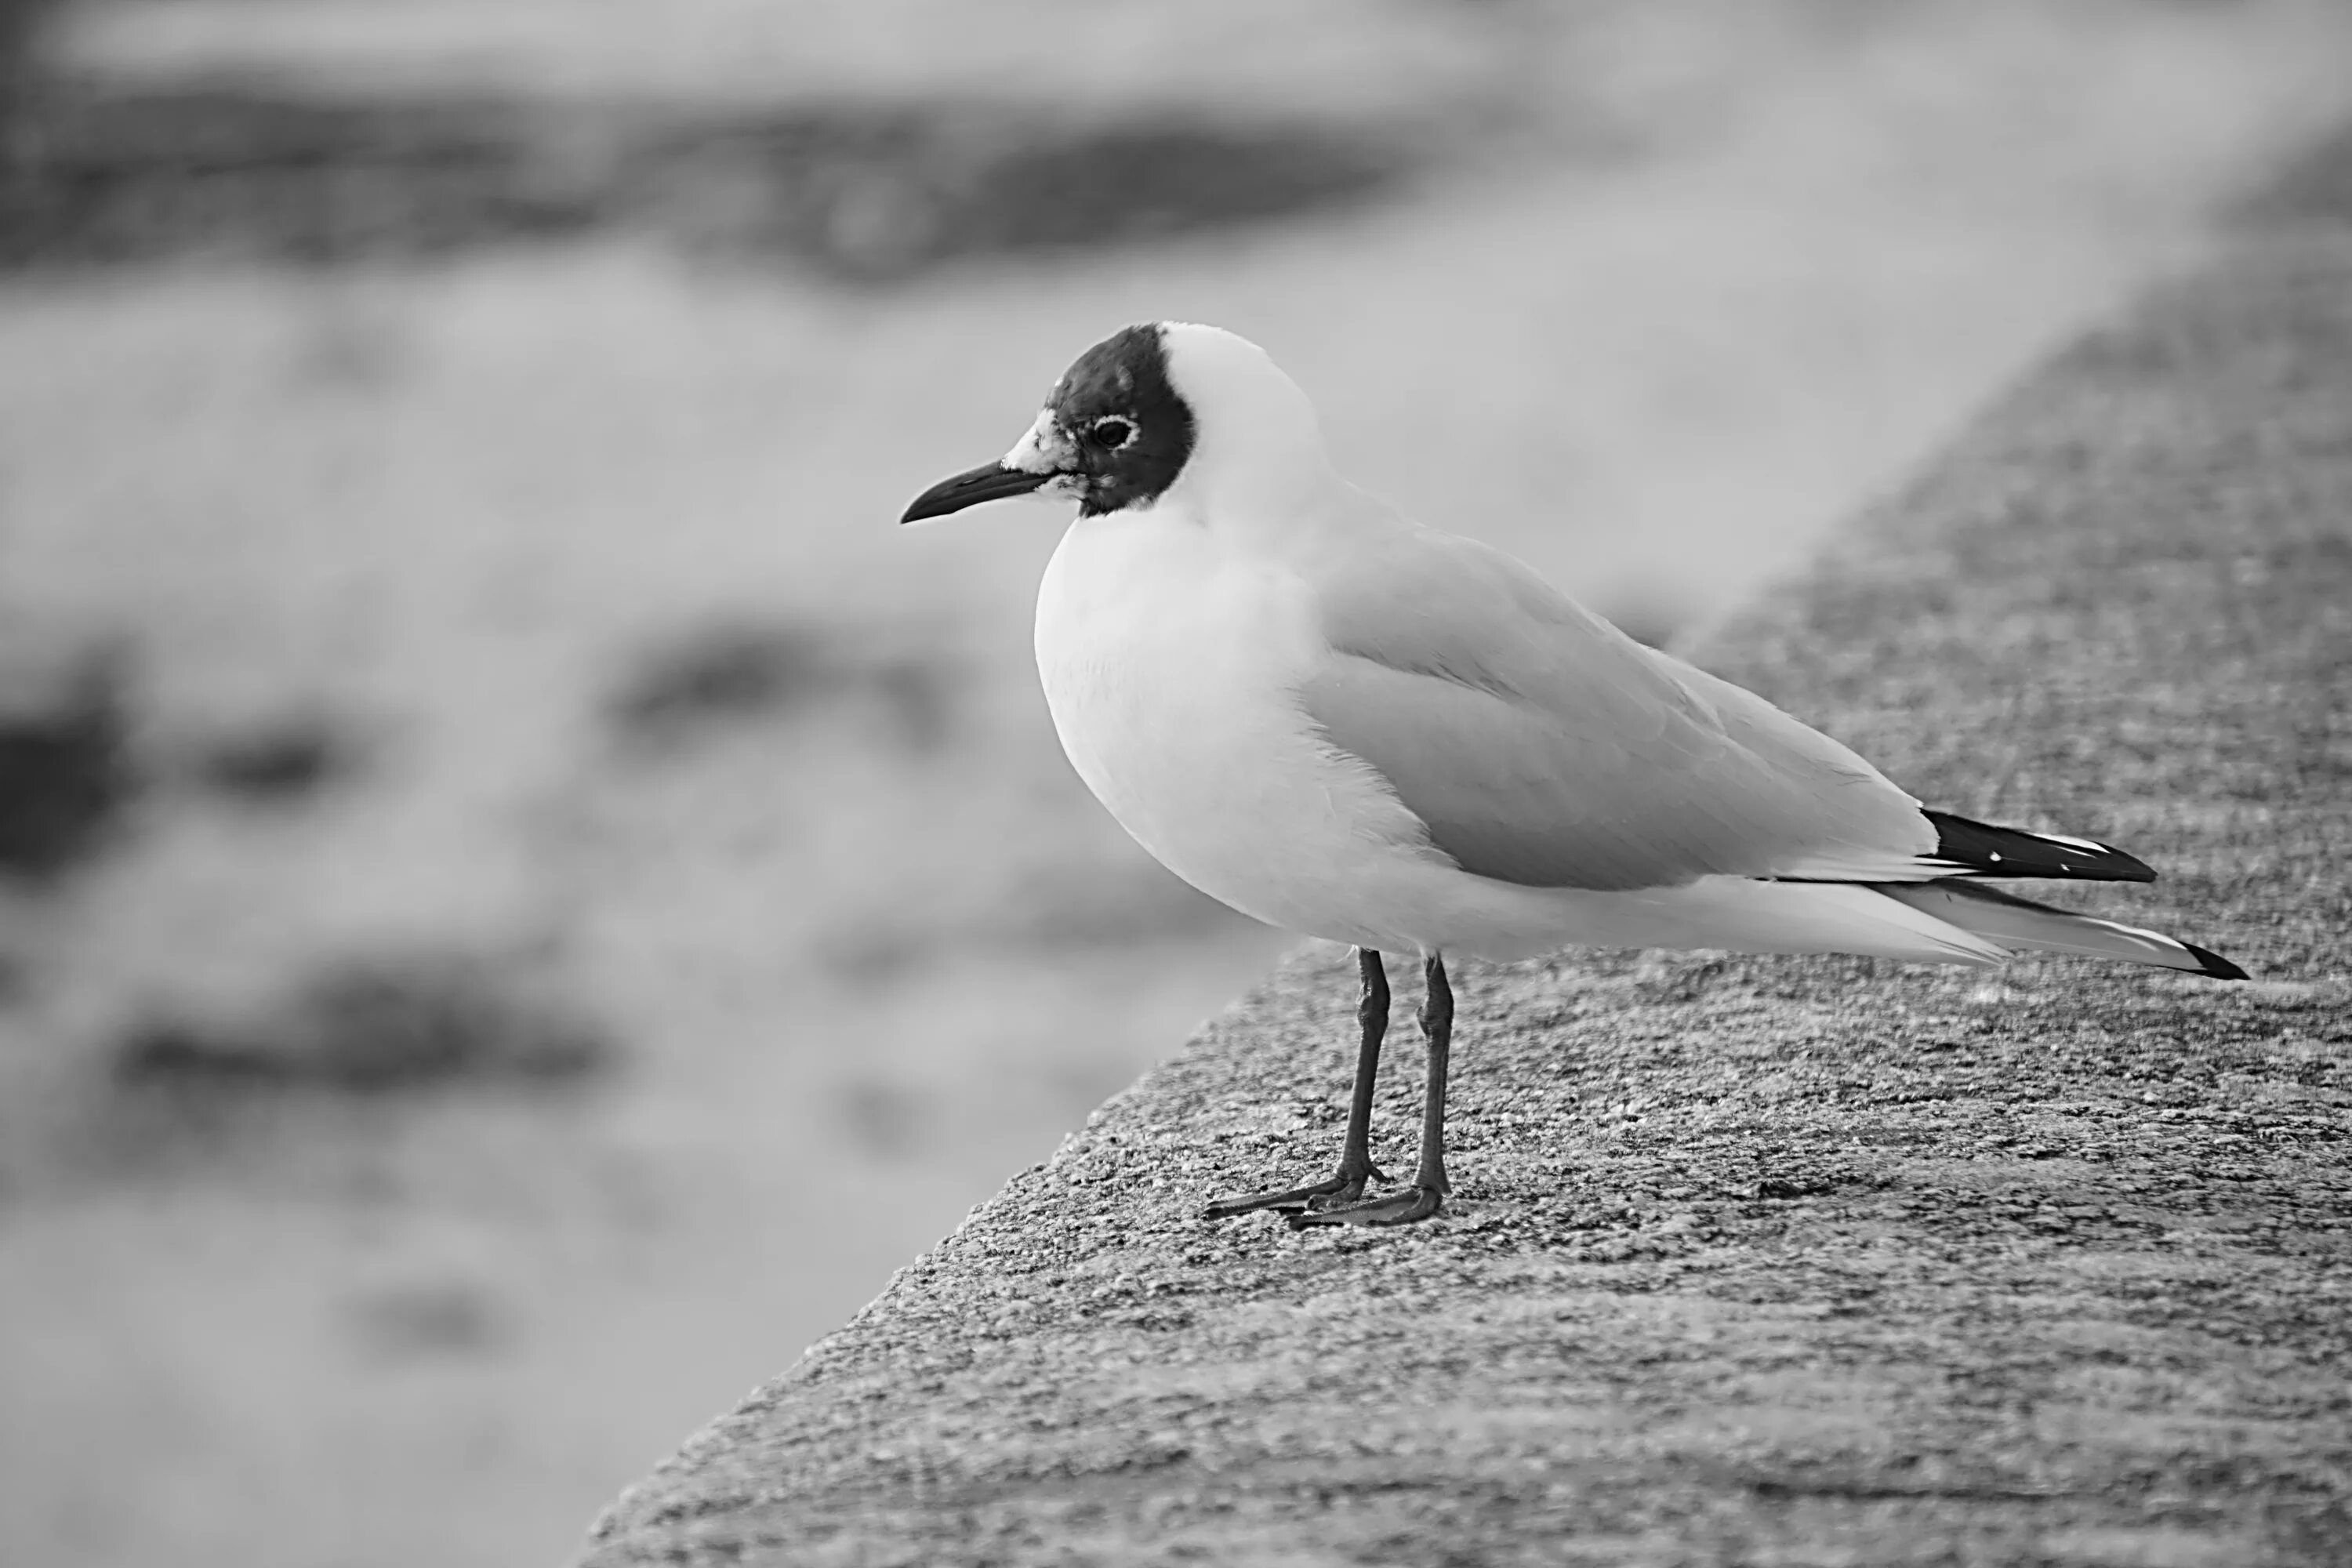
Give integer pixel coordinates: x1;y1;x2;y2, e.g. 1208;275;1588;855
1283;1184;1443;1229
1203;1162;1388;1218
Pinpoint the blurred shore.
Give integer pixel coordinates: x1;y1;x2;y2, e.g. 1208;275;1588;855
4;4;2350;1566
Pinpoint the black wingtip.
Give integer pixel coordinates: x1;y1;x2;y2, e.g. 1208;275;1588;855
1922;809;2158;882
2183;942;2249;982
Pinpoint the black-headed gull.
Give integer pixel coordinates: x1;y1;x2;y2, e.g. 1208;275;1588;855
902;322;2245;1229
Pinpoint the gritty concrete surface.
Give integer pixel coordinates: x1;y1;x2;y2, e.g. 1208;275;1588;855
583;131;2352;1568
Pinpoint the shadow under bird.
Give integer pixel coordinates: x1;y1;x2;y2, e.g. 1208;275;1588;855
901;321;2245;1229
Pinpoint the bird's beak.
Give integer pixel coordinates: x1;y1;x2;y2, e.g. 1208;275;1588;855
898;461;1052;524
902;410;1073;524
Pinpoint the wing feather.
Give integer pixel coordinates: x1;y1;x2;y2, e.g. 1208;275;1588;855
1299;525;1937;891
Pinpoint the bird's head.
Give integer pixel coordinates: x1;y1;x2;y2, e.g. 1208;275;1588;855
899;321;1322;525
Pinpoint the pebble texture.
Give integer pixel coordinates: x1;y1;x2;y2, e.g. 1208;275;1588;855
584;132;2352;1566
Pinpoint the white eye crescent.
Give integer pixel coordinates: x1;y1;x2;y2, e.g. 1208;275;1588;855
1087;416;1137;451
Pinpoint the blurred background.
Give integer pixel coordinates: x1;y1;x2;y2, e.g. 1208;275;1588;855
1;2;2347;1563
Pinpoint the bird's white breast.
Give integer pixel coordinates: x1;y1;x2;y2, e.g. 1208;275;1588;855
1033;506;1439;947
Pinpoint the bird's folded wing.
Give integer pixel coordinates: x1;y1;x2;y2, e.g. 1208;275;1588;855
1299;526;1940;891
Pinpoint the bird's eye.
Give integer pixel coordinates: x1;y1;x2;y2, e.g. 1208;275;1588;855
1088;417;1135;450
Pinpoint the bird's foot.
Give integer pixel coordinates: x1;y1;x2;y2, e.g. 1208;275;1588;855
1284;1184;1443;1229
1203;1163;1388;1219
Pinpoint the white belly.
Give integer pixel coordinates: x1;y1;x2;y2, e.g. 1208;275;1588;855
1033;510;1442;948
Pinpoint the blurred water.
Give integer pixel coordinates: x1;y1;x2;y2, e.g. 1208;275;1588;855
3;2;2349;1566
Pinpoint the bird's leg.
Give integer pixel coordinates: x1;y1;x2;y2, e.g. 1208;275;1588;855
1204;948;1392;1217
1289;953;1451;1228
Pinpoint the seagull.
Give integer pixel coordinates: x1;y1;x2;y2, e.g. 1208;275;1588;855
901;322;2246;1229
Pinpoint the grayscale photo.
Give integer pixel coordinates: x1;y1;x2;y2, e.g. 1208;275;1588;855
2;3;2346;1566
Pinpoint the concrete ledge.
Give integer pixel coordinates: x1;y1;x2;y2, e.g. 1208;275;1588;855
585;134;2352;1566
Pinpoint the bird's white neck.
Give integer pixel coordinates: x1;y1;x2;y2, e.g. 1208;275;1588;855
1154;325;1344;546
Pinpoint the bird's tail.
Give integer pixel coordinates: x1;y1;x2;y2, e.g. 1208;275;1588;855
1872;880;2246;979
